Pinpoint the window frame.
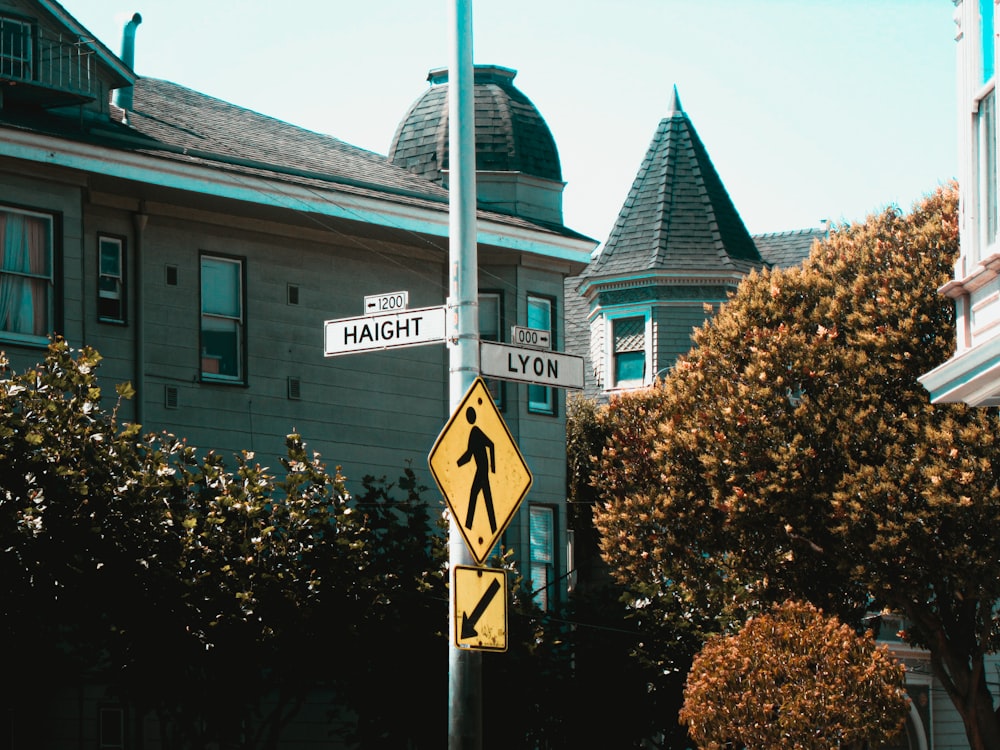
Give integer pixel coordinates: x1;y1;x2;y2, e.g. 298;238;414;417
0;203;57;347
479;290;505;408
981;0;995;86
970;0;999;265
526;294;555;415
0;14;35;82
975;82;998;263
97;233;126;324
604;309;652;390
529;504;556;611
199;252;247;384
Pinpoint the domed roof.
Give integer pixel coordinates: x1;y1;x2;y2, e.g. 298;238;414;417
389;65;562;184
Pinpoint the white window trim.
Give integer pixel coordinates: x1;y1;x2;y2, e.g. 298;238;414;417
603;307;653;391
98;234;125;324
200;254;246;383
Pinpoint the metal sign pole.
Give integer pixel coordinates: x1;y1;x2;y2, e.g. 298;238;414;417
447;0;481;748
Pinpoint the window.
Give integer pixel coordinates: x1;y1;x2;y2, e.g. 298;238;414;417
529;505;555;611
98;235;125;323
0;206;54;345
975;0;999;261
527;295;553;414
982;0;995;85
0;16;33;81
480;291;503;406
613;316;647;387
200;254;245;382
979;89;998;255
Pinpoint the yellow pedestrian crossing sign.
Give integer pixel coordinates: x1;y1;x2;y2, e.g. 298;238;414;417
428;377;533;565
453;565;507;652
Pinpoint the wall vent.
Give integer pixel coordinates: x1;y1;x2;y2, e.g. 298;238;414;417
287;376;301;400
165;264;178;286
164;385;179;409
287;284;300;305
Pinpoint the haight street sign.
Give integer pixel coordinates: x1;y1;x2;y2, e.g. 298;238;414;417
480;341;584;390
324;305;447;356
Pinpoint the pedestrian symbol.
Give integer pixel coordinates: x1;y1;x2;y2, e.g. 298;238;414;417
428;378;533;565
457;405;497;533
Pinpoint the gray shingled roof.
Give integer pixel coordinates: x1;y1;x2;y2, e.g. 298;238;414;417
753;227;827;269
582;88;762;280
389;65;562;184
13;76;582;241
121;77;451;200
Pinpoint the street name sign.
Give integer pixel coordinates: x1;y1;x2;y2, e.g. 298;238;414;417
324;305;446;356
480;341;585;390
364;290;409;314
453;565;507;652
428;377;533;565
510;325;551;350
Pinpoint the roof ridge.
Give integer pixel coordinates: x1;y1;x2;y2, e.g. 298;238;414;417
753;227;826;238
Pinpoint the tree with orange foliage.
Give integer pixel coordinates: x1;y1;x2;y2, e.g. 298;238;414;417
680;600;908;750
594;184;1000;749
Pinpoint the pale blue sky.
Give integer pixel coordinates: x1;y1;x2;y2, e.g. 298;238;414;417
60;0;956;245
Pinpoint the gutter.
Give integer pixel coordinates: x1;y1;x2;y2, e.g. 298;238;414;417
0;127;595;263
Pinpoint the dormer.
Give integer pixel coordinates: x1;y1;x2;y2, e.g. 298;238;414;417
0;0;133;114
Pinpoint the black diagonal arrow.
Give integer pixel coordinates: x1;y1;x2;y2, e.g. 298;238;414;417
461;577;502;639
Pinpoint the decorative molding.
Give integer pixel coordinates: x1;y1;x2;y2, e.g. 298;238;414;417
579;271;746;300
941;251;1000;297
597;284;735;307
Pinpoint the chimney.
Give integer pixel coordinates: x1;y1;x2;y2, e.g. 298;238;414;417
114;13;142;114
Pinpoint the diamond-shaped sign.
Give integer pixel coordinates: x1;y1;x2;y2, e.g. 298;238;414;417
428;377;532;564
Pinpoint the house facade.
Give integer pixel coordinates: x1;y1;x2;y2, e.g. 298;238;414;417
921;0;1000;404
0;1;594;745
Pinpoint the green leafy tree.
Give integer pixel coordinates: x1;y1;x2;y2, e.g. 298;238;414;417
0;341;177;716
593;184;1000;750
680;600;908;750
128;434;360;749
0;340;452;749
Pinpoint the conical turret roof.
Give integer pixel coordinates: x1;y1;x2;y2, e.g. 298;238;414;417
583;86;762;279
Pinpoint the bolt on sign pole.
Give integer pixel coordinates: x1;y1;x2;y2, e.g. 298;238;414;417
447;0;482;748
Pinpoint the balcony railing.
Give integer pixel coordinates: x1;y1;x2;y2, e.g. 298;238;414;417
0;18;96;104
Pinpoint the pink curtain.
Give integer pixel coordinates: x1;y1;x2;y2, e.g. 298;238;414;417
26;214;49;336
0;211;51;337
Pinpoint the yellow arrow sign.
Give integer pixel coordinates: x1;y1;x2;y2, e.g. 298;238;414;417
453;565;507;652
428;377;533;565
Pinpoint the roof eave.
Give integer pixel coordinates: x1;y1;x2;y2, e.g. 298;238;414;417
576;267;750;299
1;127;594;263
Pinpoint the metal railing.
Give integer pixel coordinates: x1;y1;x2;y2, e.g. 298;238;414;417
0;18;95;99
